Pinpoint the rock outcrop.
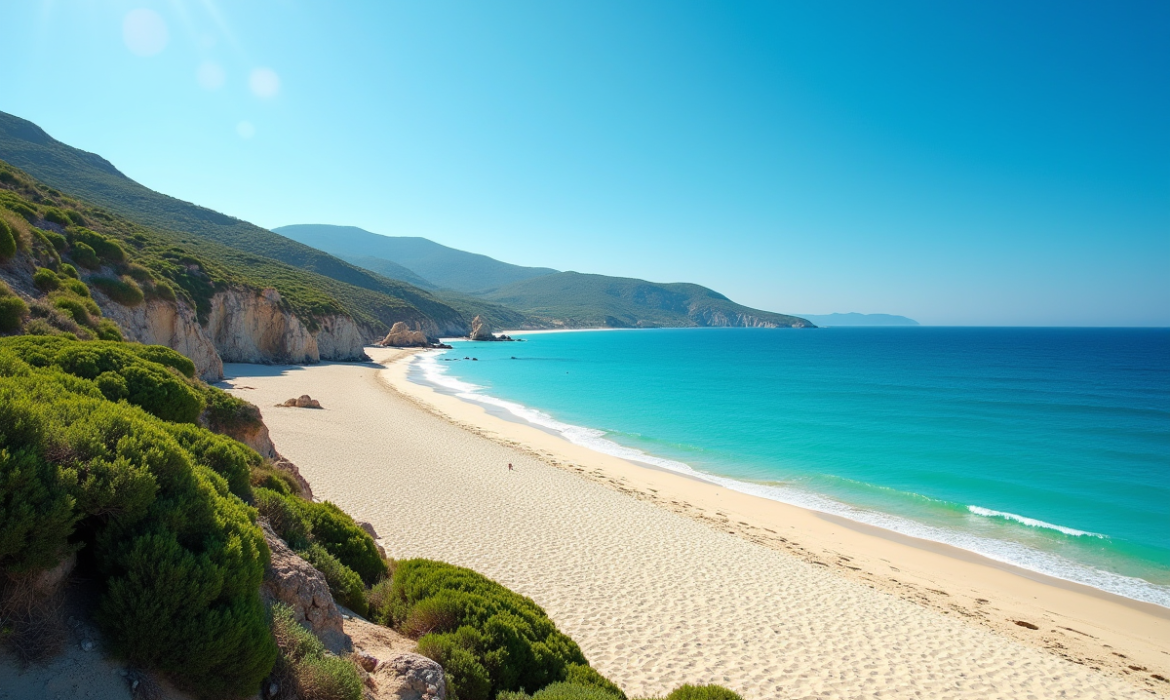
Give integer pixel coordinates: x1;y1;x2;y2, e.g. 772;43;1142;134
272;458;314;499
279;394;322;408
469;315;495;341
374;653;448;700
380;321;430;348
98;298;224;380
260;521;351;655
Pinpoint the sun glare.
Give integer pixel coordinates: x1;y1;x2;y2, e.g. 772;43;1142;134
122;8;168;57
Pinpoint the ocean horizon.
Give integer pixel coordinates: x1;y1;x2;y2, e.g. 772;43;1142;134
410;326;1170;607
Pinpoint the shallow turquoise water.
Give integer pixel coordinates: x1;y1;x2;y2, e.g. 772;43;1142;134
412;327;1170;605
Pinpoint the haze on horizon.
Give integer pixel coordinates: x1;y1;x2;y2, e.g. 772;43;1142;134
1;1;1166;326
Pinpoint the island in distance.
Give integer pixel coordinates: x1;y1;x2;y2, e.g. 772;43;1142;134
797;313;920;327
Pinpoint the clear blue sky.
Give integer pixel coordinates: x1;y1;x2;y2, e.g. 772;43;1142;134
2;1;1167;325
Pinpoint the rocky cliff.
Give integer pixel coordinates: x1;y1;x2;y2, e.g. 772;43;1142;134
96;286;370;379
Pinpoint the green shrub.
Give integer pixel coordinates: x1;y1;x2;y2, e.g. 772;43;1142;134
69;227;125;264
0;340;279;696
3;200;36;222
41;229;68;252
95;319;123;342
303;544;369;617
66;210;85;226
254;487;312;550
0;219;15;259
42;207;72;228
63;278;90;297
389;559;588;700
295;500;387;585
151;281;177;302
665;685;743;700
52;296;91;326
126;264;156;283
59;263;79;279
71;241;99;269
417;629;492;700
565;664;626;699
367;578;394;624
4;336;204;423
0;296;27;333
202;388;263;435
90;275;144;306
271;603;363;700
33;267;61;292
533;683;622;700
165;422;258;500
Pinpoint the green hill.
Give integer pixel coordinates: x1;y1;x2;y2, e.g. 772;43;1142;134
0;111;466;335
482;272;813;328
274;224;558;293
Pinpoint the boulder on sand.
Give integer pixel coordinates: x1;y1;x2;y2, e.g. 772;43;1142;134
278;395;322;408
381;322;430;348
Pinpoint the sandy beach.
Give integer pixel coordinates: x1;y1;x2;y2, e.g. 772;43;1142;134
223;347;1170;699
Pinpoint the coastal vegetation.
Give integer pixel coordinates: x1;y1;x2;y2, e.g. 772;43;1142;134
0;111;469;335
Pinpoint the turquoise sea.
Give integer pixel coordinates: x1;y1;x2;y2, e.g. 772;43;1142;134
410;327;1170;606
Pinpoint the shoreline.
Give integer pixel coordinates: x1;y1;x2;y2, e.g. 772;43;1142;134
412;345;1170;610
222;348;1169;698
380;347;1169;693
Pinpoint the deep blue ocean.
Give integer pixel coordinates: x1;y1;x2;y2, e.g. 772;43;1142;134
411;327;1170;606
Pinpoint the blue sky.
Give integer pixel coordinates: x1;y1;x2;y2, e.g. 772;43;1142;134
1;1;1167;325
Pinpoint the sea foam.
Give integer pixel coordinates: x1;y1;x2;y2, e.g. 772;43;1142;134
410;350;1170;609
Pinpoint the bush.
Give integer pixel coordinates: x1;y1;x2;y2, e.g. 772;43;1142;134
533;683;622;700
41;229;68;252
388;559;588;700
52;296;91;326
0;340;280;696
665;686;743;700
303;544;369;617
165;422;258;500
0;219;15;259
90;275;144;306
63;278;90;297
271;603;363;700
565;664;625;699
70;242;99;269
294;500;387;586
95;319;123;342
0;295;27;333
69;227;125;264
42;208;72;228
33;267;60;292
59;263;79;279
254;487;312;550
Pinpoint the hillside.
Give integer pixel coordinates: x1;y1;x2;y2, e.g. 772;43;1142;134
797;313;919;327
483;272;813;328
0;111;467;336
274;224;558;293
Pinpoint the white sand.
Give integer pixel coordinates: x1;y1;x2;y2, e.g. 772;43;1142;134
223;348;1169;699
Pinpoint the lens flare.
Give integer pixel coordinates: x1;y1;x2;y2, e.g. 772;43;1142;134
123;8;169;57
197;61;226;90
249;68;281;99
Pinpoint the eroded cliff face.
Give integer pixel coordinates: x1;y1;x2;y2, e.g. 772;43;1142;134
204;287;369;365
97;287;370;379
99;298;224;380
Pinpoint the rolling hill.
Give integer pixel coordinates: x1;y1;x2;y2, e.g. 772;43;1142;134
274;224;558;294
0;111;467;336
482;272;813;328
796;313;919;327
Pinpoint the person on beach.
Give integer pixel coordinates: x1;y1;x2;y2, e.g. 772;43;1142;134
508;463;514;471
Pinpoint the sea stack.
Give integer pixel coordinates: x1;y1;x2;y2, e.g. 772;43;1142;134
380;321;430;347
469;315;496;341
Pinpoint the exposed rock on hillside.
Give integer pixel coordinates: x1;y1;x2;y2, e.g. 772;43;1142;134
380;321;430;347
98;297;224;380
260;521;352;655
206;288;365;365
